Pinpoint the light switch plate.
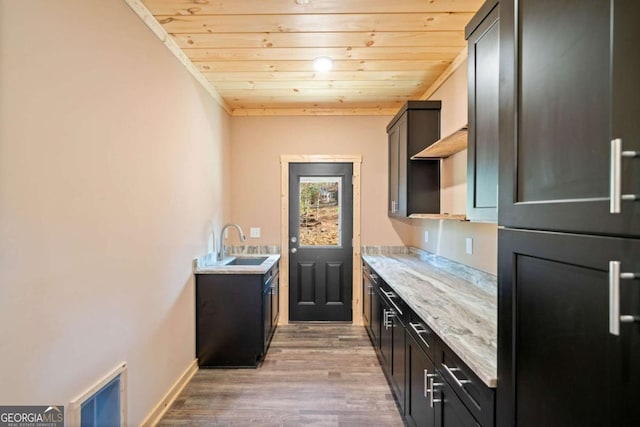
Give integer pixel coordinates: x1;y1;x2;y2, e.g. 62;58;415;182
250;227;261;238
465;237;473;255
424;231;429;243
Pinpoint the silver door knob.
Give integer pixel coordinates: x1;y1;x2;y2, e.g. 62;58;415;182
290;236;297;243
291;248;297;254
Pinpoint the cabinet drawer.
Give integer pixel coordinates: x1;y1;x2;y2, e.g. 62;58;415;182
437;378;482;427
436;342;494;427
406;307;437;362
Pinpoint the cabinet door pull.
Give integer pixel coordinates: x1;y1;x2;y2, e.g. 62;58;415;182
383;309;395;330
609;261;639;335
424;369;429;398
442;363;472;388
609;138;639;214
428;375;443;407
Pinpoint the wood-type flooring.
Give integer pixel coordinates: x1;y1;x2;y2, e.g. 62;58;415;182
157;324;404;426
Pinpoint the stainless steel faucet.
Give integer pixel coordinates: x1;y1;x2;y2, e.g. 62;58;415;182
217;223;246;261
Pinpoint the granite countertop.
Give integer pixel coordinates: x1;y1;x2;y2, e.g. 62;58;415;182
194;253;281;275
362;250;497;388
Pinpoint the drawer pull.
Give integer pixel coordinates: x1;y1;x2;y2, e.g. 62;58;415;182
442;363;472;388
409;322;430;348
382;290;404;315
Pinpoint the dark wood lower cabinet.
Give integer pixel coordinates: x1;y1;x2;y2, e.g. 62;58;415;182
437;380;481;427
370;279;382;350
196;264;279;368
498;229;640;427
362;265;373;330
390;306;406;413
406;333;437;427
363;261;496;427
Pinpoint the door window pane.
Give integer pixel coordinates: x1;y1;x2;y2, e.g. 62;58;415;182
299;177;341;246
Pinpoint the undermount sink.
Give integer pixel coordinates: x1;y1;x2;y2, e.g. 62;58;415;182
223;256;269;266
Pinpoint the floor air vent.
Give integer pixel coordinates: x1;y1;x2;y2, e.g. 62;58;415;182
69;362;127;427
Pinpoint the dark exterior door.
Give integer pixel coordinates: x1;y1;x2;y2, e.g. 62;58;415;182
498;228;640;427
499;0;640;237
288;163;353;322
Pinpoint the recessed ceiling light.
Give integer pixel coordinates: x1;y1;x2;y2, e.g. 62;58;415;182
295;0;310;4
313;56;334;72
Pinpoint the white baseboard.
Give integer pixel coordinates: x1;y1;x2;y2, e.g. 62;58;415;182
139;359;198;427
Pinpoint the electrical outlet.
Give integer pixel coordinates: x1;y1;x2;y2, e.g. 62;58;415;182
250;227;261;238
424;231;429;243
465;237;473;255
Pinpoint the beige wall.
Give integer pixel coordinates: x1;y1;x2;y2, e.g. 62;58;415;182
230;115;412;246
410;60;498;275
229;61;497;275
0;0;230;424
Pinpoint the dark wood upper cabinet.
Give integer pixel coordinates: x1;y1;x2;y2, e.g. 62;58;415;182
387;101;441;218
466;0;499;223
499;0;640;237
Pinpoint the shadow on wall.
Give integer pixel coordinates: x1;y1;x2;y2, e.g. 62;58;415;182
389;217;414;246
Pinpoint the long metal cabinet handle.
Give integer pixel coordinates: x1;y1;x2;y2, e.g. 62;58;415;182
424;369;429;398
384;309;395;330
441;363;472;388
427;375;442;407
382;290;404;315
610;138;639;214
609;261;639;335
409;322;430;348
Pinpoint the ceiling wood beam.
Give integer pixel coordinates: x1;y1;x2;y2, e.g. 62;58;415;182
232;107;399;116
202;70;442;82
146;0;484;15
172;31;466;49
185;46;462;62
157;13;475;34
195;60;449;73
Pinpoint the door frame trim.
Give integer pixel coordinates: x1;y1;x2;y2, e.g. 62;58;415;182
280;155;362;326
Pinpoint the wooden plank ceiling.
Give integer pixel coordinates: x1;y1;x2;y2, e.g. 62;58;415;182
139;0;484;115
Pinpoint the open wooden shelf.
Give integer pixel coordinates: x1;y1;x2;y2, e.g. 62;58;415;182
408;213;467;221
411;125;468;159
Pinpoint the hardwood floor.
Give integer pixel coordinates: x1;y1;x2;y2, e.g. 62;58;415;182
158;324;405;426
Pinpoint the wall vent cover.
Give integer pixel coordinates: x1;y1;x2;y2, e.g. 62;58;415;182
68;362;127;427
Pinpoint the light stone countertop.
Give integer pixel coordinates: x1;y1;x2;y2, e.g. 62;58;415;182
194;253;280;275
362;251;497;388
